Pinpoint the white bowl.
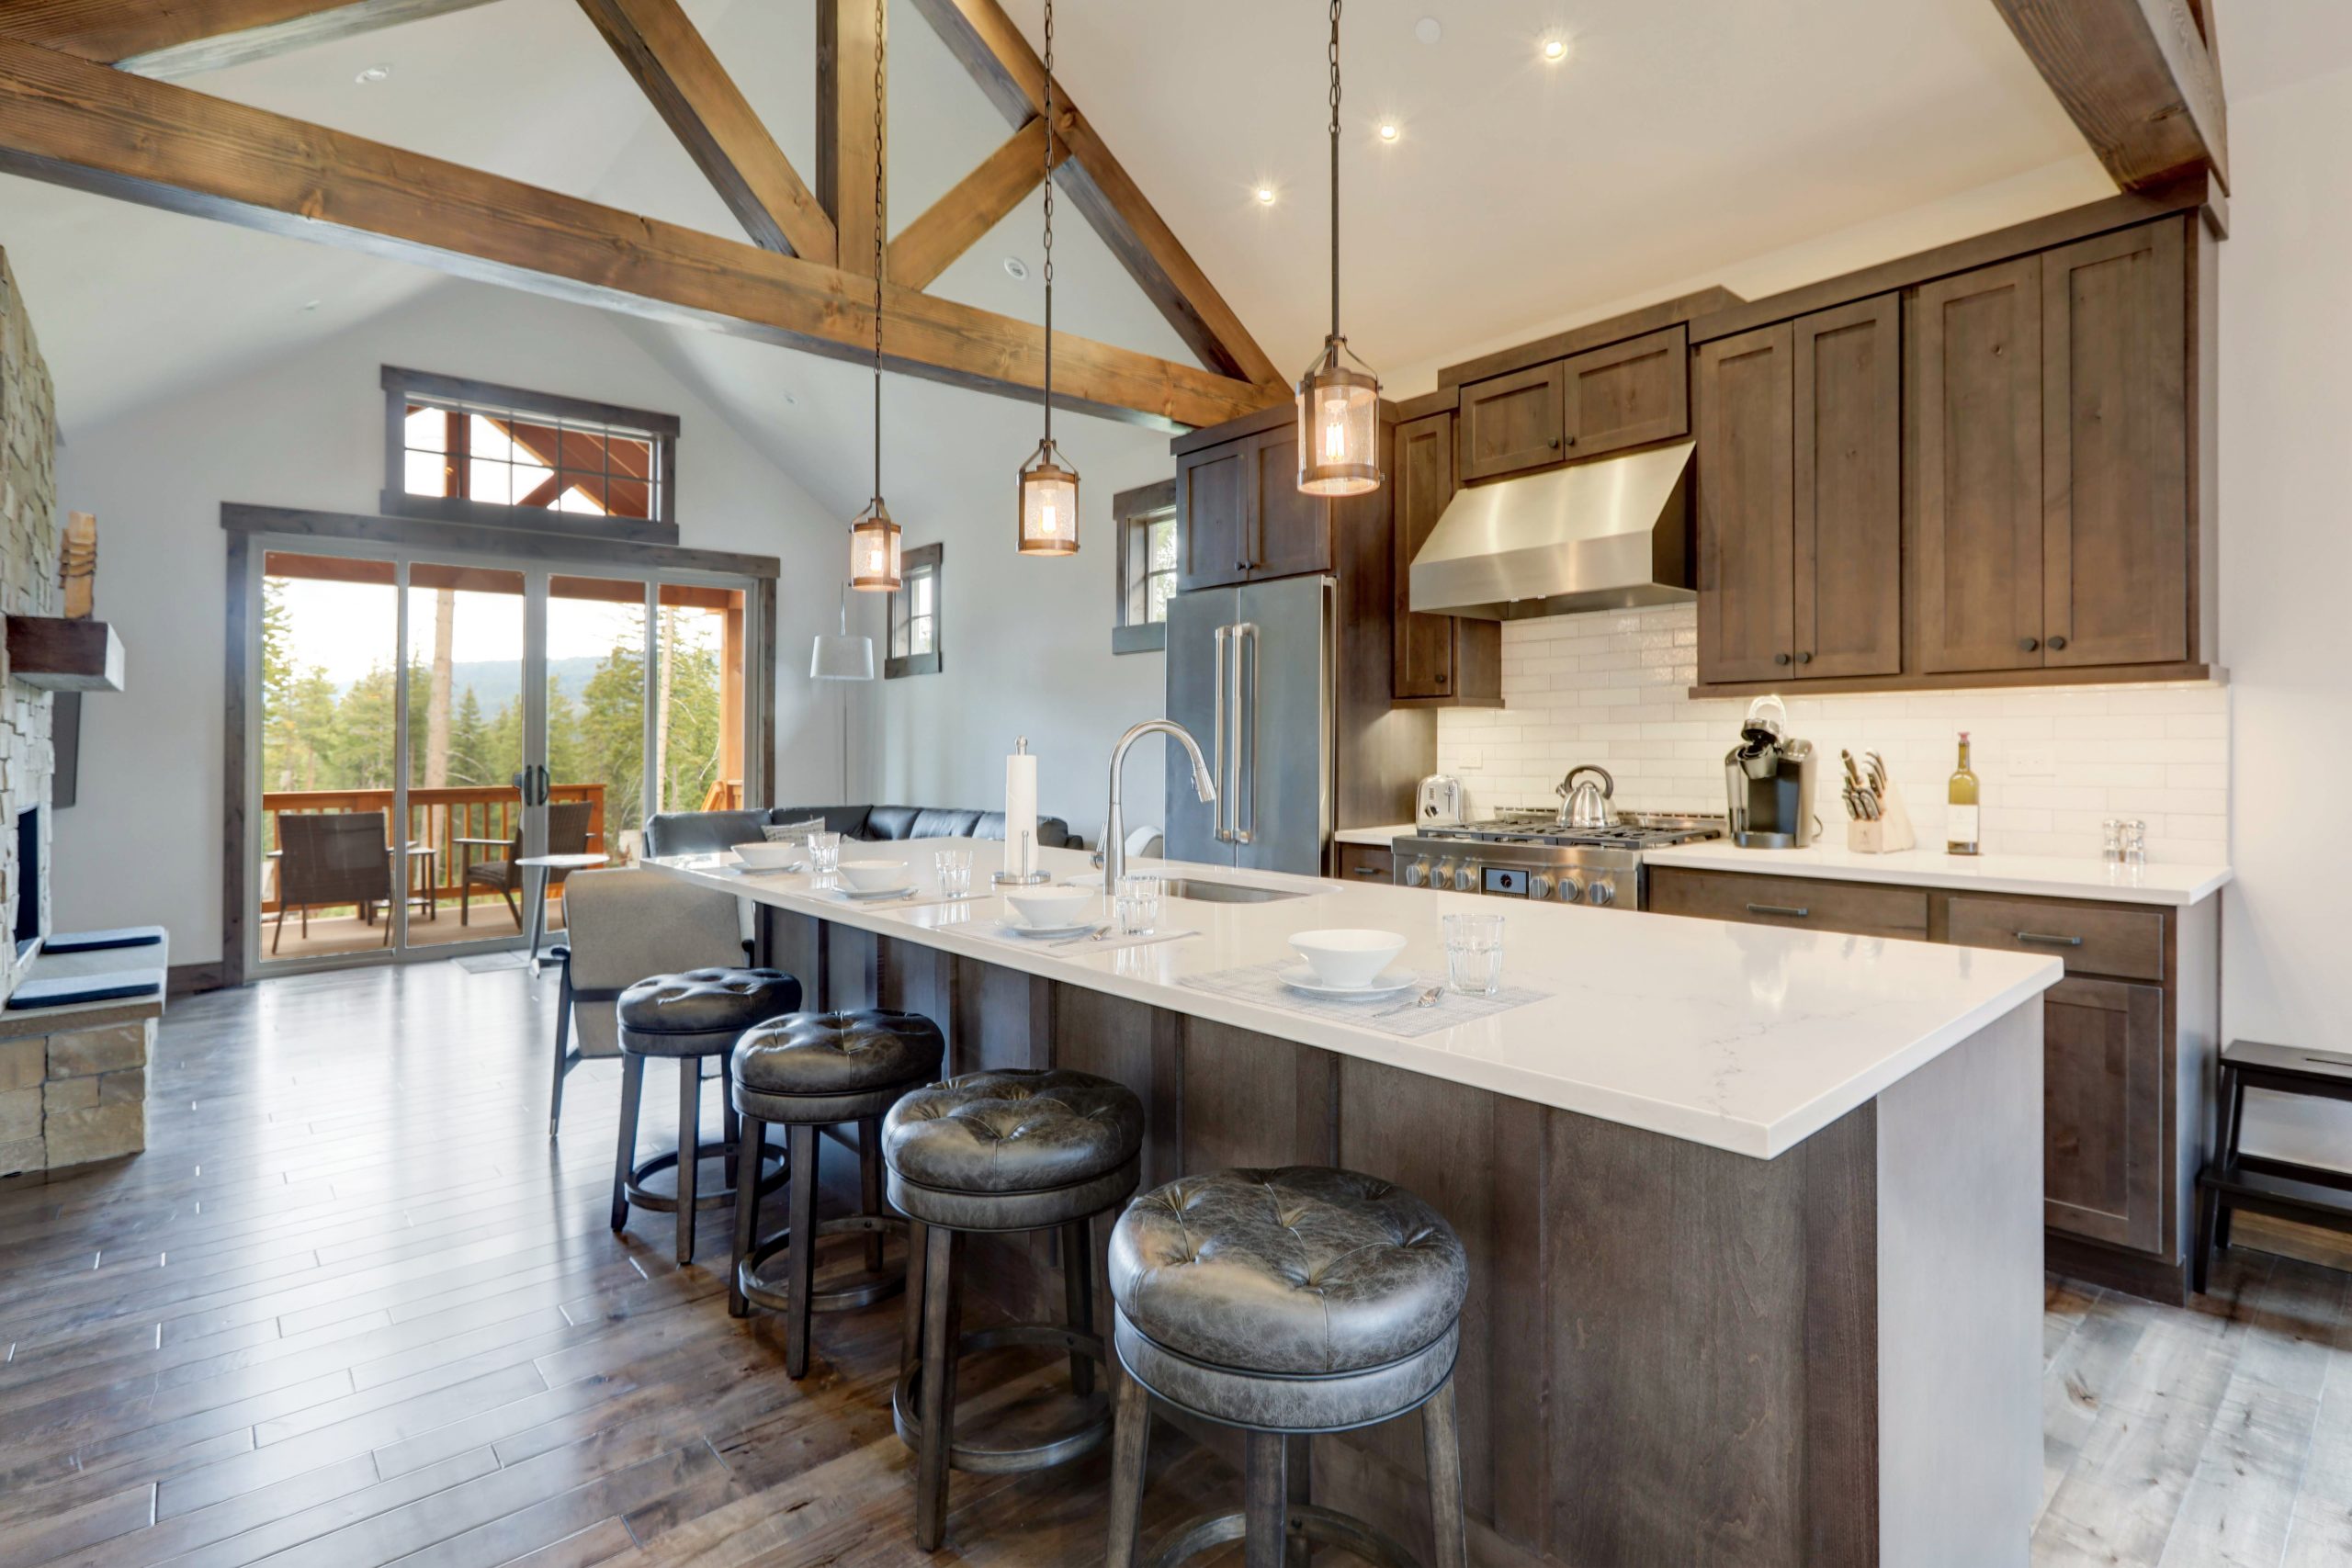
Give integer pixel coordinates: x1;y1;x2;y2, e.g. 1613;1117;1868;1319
836;858;908;892
1006;886;1093;927
1289;929;1408;990
730;840;804;872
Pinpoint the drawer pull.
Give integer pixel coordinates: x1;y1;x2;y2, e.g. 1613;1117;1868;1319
1351;866;1386;878
2016;931;2085;948
1747;903;1810;919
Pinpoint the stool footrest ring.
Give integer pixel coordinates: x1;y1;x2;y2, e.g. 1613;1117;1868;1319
1145;1503;1421;1568
738;1214;908;1314
624;1142;783;1215
893;1325;1113;1475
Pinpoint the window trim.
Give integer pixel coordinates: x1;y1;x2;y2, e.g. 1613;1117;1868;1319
380;366;682;545
1112;478;1177;655
885;543;944;680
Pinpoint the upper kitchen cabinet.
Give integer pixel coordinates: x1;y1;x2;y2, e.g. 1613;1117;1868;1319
1457;361;1565;482
1174;419;1331;592
1177;436;1251;592
1391;409;1501;705
1247;424;1333;581
1458;324;1691;484
1695;322;1794;685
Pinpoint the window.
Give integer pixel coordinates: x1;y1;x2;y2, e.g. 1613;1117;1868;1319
886;544;944;679
381;366;679;537
1113;479;1178;654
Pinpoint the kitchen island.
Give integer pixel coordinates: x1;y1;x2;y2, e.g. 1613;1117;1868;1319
650;840;2062;1568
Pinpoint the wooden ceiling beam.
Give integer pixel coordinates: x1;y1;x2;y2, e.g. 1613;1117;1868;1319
887;116;1049;292
0;34;1270;430
0;0;503;80
575;0;834;261
816;0;884;277
1990;0;2228;193
906;0;1283;389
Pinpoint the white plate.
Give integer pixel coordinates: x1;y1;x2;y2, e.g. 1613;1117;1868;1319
1278;964;1420;999
834;885;917;901
730;858;804;875
997;919;1100;940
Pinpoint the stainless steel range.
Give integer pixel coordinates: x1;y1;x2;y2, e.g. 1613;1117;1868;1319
1390;810;1724;911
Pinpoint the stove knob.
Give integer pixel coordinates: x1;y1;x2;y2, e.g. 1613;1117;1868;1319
1403;858;1430;888
1453;862;1479;892
1556;875;1584;903
1589;875;1616;908
1527;873;1554;900
1432;857;1456;890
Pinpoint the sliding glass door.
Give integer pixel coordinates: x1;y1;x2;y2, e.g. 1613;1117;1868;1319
250;541;757;972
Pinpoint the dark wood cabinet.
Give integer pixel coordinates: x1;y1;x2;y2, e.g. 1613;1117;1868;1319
1457;361;1565;482
1333;842;1395;883
1695;322;1795;685
2041;976;2166;1254
1560;323;1690;462
1176;438;1250;592
1792;296;1903;679
1391;411;1500;706
1247;425;1331;581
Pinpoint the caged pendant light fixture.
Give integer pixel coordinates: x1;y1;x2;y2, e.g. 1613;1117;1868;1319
1016;0;1079;555
1296;0;1382;497
849;0;903;592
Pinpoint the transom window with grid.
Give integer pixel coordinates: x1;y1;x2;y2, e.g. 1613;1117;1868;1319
382;367;678;535
887;544;944;679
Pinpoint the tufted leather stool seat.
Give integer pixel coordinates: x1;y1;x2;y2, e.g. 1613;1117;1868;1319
1104;1167;1470;1568
610;966;799;1267
883;1068;1145;1234
885;1068;1145;1552
726;1010;946;1377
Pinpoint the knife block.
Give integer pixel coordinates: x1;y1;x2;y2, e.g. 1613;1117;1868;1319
1846;778;1918;854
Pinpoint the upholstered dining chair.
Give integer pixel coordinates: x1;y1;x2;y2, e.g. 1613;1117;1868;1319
272;811;396;954
459;800;594;929
546;865;753;1134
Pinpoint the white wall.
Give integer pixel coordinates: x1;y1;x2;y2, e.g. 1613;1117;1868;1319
50;279;846;966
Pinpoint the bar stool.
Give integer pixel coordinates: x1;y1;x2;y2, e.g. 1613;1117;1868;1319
727;1009;946;1378
611;966;799;1265
1104;1166;1470;1568
882;1067;1146;1552
2195;1038;2352;1293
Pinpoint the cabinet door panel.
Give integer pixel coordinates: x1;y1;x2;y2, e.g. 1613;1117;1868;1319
2042;220;2188;668
1915;256;2044;674
2042;976;2165;1253
1394;412;1458;698
1695;322;1794;685
1178;441;1250;593
1249;426;1331;581
1792;296;1902;679
1561;325;1690;460
1459;362;1567;481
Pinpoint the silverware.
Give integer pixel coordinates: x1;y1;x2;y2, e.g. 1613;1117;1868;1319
1047;923;1112;947
1374;986;1443;1019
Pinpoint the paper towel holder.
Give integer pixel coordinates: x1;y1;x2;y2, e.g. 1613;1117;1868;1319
992;737;1053;886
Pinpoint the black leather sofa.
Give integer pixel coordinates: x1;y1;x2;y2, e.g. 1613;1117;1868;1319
641;804;1076;860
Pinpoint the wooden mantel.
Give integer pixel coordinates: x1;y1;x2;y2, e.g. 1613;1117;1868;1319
7;615;123;692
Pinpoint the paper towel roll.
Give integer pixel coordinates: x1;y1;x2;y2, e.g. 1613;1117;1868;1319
1004;740;1037;878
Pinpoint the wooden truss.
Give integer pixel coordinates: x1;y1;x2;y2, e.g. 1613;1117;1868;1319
0;0;1284;429
1990;0;2229;195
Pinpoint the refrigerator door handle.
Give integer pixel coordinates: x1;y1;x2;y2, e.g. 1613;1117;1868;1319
1233;622;1258;845
1212;625;1233;842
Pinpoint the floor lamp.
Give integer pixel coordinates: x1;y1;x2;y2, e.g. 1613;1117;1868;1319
809;583;875;802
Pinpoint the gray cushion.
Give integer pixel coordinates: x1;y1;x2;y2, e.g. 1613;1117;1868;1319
1114;1309;1458;1433
650;804;1072;852
640;809;771;858
863;806;922;840
616;968;800;1044
909;808;982;839
1109;1168;1467;1377
884;1068;1144;1196
732;1010;944;1098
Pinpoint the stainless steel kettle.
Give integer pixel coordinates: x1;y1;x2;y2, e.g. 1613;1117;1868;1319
1556;765;1615;829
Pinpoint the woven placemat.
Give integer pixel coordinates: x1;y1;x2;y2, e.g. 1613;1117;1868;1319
1178;961;1549;1039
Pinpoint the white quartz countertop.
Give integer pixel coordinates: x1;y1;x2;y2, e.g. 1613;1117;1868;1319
651;840;2059;1160
1334;824;1417;847
1640;840;2233;906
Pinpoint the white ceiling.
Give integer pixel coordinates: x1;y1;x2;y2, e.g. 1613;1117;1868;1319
9;0;2340;502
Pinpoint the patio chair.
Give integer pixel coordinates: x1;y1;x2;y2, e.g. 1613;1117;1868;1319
546;865;752;1134
458;800;594;929
272;811;395;954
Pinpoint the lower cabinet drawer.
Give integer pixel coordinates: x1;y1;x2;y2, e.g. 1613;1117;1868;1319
1333;843;1395;884
1646;867;1928;939
1946;896;2166;981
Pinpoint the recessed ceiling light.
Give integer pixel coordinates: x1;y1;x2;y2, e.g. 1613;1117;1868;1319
1415;17;1442;45
782;390;798;407
1254;186;1277;206
300;299;322;312
1377;121;1399;143
355;62;392;84
1541;36;1570;63
1002;255;1029;280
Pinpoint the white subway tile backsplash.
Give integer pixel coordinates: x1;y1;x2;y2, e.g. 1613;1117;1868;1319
1434;604;2231;865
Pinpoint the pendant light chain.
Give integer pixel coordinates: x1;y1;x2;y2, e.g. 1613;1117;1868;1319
870;0;886;501
848;0;901;588
1328;0;1341;343
1295;0;1380;498
1041;0;1056;446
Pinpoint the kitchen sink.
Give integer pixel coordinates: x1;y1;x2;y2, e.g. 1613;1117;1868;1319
1159;878;1307;905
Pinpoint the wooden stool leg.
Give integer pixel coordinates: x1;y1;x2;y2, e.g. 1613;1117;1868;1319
1062;1216;1096;1397
1422;1379;1469;1568
722;1078;741;1190
914;1225;960;1552
2193;1178;2218;1296
609;1053;645;1233
860;1116;887;1272
1104;1369;1152;1568
2216;1066;2247;1250
729;1113;766;1318
785;1123;820;1380
900;1219;928;1380
675;1058;701;1266
1242;1430;1289;1568
1283;1435;1312;1568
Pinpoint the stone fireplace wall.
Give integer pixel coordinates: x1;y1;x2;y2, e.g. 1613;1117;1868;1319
0;245;58;956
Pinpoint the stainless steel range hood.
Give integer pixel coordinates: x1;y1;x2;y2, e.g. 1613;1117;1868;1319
1408;439;1694;620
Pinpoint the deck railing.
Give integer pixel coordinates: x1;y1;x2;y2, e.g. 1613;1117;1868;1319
259;784;610;913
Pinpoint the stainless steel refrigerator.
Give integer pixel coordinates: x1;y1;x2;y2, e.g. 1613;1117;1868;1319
1164;575;1337;875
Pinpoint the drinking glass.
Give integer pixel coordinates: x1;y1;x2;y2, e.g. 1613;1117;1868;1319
1114;874;1163;936
933;848;975;898
807;831;842;874
1442;911;1506;998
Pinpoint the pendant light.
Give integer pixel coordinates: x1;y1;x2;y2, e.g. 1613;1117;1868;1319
1295;0;1381;497
808;582;875;681
849;0;902;592
1016;0;1079;555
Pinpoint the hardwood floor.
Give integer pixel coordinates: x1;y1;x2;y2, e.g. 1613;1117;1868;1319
0;960;2345;1567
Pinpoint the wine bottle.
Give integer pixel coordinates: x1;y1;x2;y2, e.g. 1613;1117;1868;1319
1947;732;1981;856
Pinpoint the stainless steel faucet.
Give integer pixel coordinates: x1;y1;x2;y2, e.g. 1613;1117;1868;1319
1105;720;1216;894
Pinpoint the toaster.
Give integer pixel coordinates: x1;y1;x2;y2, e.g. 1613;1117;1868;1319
1416;774;1465;827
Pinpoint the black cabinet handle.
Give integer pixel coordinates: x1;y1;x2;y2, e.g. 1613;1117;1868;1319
1796;651;1814;665
1774;652;1792;666
1351;865;1386;878
1747;903;1811;919
2048;635;2069;651
2020;637;2039;652
1549;436;1563;450
1565;434;1577;447
2016;931;2084;948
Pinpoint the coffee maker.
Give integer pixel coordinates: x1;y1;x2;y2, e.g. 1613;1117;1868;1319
1724;695;1820;848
